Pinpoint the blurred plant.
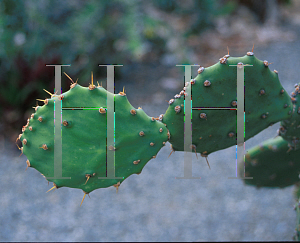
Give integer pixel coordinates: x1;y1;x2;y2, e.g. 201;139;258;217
238;0;292;23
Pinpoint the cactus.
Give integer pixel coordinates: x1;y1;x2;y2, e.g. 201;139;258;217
235;79;300;240
17;49;300;241
17;76;169;201
238;136;300;188
162;51;293;158
294;198;300;241
277;83;300;151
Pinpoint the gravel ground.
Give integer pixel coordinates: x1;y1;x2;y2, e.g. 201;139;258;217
1;24;300;242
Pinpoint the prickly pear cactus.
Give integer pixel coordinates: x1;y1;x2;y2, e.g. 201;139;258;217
278;83;300;151
293;185;300;241
18;80;169;196
294;198;300;241
163;51;293;157
238;136;300;188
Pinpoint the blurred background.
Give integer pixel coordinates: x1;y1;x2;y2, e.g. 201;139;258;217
1;0;300;241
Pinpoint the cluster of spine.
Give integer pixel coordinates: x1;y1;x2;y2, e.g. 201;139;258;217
163;50;292;162
17;75;169;204
236;80;300;240
239;82;300;188
18;49;299;213
238;136;300;188
277;83;300;151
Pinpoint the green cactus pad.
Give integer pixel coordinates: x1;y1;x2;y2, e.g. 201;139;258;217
163;52;293;156
278;83;300;151
20;83;168;194
238;136;300;188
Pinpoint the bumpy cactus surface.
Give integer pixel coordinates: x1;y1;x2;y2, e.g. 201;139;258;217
18;49;300;235
278;83;300;151
18;80;169;196
238;136;300;188
163;52;293;157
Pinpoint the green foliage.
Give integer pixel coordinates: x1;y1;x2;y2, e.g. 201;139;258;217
153;0;237;36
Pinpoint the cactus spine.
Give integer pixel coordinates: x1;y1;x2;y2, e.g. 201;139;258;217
18;76;169;199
